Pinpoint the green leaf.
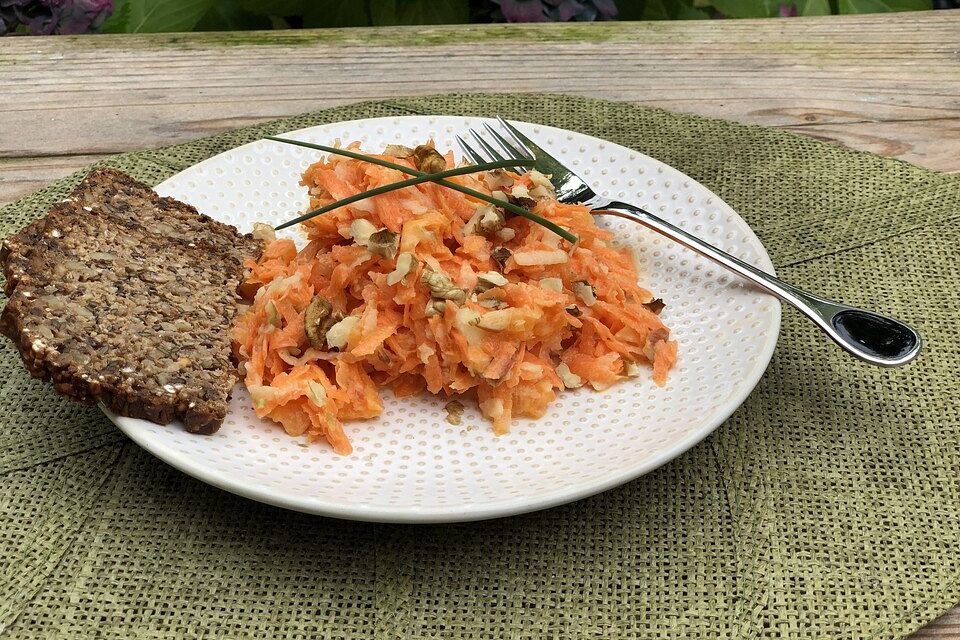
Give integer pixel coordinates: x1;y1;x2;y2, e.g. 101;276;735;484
838;0;929;12
370;0;469;25
673;2;712;17
195;0;272;30
302;0;372;27
639;0;672;19
236;0;309;15
99;0;131;32
107;0;215;32
614;0;645;18
710;0;778;17
795;0;831;13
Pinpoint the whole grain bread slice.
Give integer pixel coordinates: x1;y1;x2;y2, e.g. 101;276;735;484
0;217;47;294
0;169;264;434
1;206;250;433
2;168;261;295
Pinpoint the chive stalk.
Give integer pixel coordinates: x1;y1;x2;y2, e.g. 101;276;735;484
276;159;531;230
266;135;577;243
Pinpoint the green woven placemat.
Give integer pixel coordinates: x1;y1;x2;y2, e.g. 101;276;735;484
1;94;958;639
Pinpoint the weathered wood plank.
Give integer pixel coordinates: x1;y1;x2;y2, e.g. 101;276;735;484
0;11;958;171
0;155;110;205
783;117;960;172
914;609;960;638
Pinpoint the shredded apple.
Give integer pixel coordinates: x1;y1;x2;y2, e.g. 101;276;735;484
231;142;677;455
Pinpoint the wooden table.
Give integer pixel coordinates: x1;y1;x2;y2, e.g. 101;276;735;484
1;10;958;638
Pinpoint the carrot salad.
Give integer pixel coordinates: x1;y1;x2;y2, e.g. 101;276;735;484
231;142;677;454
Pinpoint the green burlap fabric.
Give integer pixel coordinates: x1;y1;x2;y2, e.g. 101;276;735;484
1;94;958;639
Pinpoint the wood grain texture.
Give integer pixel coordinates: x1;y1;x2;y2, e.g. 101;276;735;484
0;13;958;636
0;154;110;204
915;608;960;638
1;11;959;174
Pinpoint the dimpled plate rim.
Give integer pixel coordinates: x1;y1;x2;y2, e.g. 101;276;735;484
106;116;781;523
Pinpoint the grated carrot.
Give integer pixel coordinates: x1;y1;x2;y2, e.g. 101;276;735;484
232;142;677;453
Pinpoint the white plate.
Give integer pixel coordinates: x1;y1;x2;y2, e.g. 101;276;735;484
107;116;780;523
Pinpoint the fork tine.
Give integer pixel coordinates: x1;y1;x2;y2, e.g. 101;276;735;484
483;122;532;161
483;123;533;174
470;130;505;163
495;115;540;159
457;134;486;165
495;115;585;194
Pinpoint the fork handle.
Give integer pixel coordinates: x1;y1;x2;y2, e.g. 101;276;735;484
595;201;921;367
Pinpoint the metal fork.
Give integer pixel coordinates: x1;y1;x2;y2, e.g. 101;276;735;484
459;117;921;367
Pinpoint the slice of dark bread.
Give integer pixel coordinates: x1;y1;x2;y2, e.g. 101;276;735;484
0;217;47;295
2;168;261;295
0;169;263;434
1;207;245;433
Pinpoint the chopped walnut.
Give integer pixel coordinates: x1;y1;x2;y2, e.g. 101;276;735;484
413;145;446;173
425;299;447;317
483;168;515;190
643;298;666;315
507;190;537;211
444;400;465;425
368;229;399;260
304;295;340;349
491;246;512;269
528;170;556;199
642;328;670;362
383;144;414;158
420;268;466;303
464;204;505;237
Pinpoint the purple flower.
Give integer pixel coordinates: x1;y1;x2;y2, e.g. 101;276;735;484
0;0;113;36
492;0;618;22
498;0;549;21
58;0;112;34
549;0;586;20
778;2;798;15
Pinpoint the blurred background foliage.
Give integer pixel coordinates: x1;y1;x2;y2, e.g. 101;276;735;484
1;0;947;36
